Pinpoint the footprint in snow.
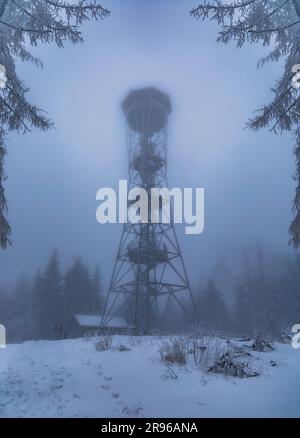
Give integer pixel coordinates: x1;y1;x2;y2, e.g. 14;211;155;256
51;384;63;391
122;404;143;418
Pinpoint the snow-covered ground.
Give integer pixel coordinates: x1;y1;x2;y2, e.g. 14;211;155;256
0;335;300;418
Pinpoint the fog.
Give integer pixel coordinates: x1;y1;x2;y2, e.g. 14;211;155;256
0;0;295;294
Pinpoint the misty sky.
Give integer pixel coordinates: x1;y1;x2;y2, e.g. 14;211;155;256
0;0;296;292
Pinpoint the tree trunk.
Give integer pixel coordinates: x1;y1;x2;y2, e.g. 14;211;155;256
292;0;300;18
0;1;11;249
0;143;11;249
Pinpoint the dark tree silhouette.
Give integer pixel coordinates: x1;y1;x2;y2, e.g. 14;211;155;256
0;0;110;248
200;279;228;330
38;250;63;339
63;256;92;320
90;264;104;313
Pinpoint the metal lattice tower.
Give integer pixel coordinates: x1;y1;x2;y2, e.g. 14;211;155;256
102;87;197;333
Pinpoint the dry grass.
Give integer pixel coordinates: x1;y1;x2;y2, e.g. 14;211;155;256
158;334;259;378
158;337;188;366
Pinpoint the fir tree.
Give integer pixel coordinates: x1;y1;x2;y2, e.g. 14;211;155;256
233;253;256;336
9;273;33;341
286;250;300;327
251;246;280;339
63;256;92;320
89;264;104;314
39;250;63;339
201;279;228;331
233;280;253;336
31;269;44;339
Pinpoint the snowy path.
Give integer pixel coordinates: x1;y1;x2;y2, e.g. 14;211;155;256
0;336;300;418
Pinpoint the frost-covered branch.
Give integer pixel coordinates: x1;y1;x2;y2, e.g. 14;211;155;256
191;0;256;24
191;0;300;247
0;0;110;248
44;0;110;22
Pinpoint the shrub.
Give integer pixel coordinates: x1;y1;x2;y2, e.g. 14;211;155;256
208;352;259;378
190;335;225;370
189;335;259;378
94;334;113;352
251;338;274;352
279;332;292;344
118;343;131;352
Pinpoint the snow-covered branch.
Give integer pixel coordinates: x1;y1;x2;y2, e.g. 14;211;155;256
0;0;110;248
191;0;300;247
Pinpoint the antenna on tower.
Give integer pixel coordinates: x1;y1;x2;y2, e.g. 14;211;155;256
101;87;198;333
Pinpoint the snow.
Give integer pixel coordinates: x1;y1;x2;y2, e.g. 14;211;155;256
0;336;300;418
